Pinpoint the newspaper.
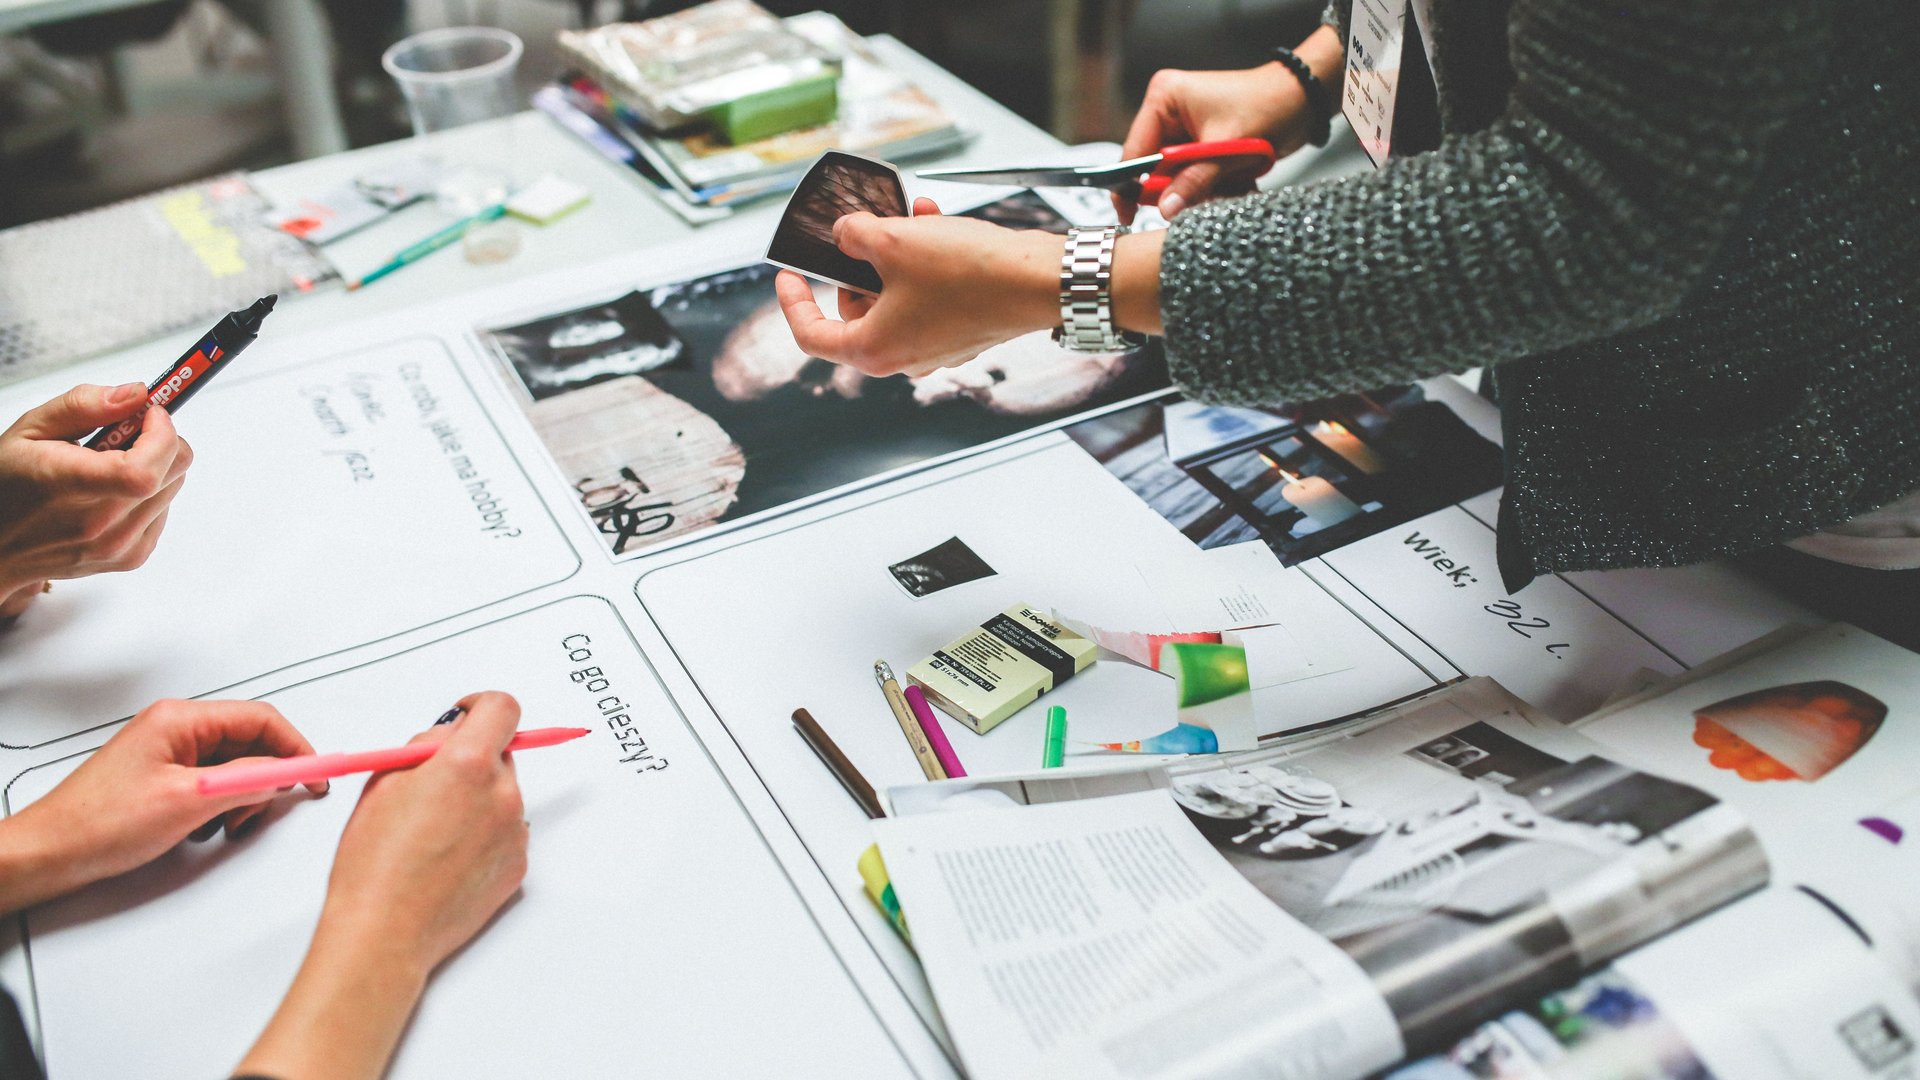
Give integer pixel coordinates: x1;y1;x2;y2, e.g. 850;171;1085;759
876;678;1767;1079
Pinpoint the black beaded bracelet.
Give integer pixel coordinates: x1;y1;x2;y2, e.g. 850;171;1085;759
1272;46;1333;148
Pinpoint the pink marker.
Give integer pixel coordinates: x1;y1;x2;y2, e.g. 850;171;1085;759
197;726;591;799
903;685;966;779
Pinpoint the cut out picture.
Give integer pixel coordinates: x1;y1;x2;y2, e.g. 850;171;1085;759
482;194;1170;557
1692;681;1887;783
1064;387;1506;565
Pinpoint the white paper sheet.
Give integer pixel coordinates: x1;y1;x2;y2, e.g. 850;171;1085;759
1574;624;1920;987
0;337;580;747
10;597;911;1079
873;790;1404;1080
1617;888;1920;1079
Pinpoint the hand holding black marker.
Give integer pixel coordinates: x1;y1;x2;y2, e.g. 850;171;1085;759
84;295;277;451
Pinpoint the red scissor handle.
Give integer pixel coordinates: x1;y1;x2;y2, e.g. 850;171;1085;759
1137;138;1278;203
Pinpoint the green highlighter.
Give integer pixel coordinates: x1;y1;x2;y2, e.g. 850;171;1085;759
1042;705;1068;768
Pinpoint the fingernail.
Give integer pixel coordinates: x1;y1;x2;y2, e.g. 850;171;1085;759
109;383;145;407
233;815;263;840
1159;193;1186;219
434;707;464;726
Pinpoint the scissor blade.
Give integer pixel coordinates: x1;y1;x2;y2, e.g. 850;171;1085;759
915;166;1104;187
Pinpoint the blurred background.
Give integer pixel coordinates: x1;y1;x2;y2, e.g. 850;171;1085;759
0;0;1323;227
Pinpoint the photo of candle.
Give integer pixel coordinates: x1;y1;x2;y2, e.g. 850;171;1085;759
1264;454;1363;529
1312;420;1387;474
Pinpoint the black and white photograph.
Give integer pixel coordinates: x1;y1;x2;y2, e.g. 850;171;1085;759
1164;719;1755;1047
888;536;997;598
1063;385;1508;565
484;197;1169;556
764;150;908;295
485;290;684;401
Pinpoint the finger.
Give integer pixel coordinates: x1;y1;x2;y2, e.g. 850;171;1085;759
102;472;183;549
837;288;877;322
79;486;176;576
105;505;171;576
190;817;222;843
190;751;325;815
9;382;147;441
446;690;522;757
0;582;43;619
120;406;186;491
911;197;942;217
830;212;880;261
1113;191;1139;227
222;801;270;840
775;270;857;361
176;700;327;796
1156;161;1223;220
40;405;181;500
1120;80;1184;162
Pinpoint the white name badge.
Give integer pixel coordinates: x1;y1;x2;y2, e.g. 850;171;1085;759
1343;0;1409;167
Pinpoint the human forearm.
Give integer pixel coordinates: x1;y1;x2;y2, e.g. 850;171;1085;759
1296;23;1344;99
1158;0;1830;404
0;814;88;916
235;911;428;1080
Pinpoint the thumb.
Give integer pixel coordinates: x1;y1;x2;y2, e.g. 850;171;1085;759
832;213;881;261
443;690;522;757
1154;161;1223;220
12;383;149;441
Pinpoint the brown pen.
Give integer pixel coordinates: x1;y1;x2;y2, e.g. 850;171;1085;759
794;707;884;819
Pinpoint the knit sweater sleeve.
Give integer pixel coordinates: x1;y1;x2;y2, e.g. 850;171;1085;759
1161;0;1832;404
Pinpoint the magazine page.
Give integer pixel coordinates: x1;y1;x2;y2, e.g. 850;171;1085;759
1570;624;1920;988
876;679;1766;1076
1394;887;1920;1079
871;790;1405;1080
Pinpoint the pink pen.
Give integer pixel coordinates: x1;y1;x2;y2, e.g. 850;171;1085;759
197;726;591;799
903;685;966;779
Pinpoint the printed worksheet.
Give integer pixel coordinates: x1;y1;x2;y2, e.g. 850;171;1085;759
0;338;579;747
9;597;913;1079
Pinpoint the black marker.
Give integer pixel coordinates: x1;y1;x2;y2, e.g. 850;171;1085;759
84;295;277;451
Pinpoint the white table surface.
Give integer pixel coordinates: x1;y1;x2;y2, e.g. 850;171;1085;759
245;34;1069;343
0;29;1067;1048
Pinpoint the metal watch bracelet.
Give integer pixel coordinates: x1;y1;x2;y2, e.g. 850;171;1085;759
1053;225;1145;353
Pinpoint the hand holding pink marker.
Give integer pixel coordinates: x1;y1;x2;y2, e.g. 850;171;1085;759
197;725;590;799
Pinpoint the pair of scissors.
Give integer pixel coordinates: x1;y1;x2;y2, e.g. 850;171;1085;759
917;138;1276;206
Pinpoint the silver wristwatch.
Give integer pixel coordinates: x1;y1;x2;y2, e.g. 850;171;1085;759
1053;225;1146;352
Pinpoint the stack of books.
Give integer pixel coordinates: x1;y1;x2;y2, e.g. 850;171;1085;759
539;11;964;224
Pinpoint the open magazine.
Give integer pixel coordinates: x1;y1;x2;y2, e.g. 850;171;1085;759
874;630;1920;1079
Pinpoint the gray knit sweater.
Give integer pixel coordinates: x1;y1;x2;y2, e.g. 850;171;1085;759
1160;0;1919;591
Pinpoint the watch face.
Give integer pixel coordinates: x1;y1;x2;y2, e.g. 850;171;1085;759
764;151;908;297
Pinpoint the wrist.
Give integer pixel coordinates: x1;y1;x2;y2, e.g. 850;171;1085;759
0;808;89;914
312;897;435;989
1013;229;1069;335
238;900;429;1080
1110;230;1166;338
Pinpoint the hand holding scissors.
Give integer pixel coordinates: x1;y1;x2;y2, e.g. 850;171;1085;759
919;137;1276;215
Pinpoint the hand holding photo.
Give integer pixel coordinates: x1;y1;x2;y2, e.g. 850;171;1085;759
765;151;908;296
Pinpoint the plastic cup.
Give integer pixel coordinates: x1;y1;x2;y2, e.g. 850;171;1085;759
382;26;524;135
